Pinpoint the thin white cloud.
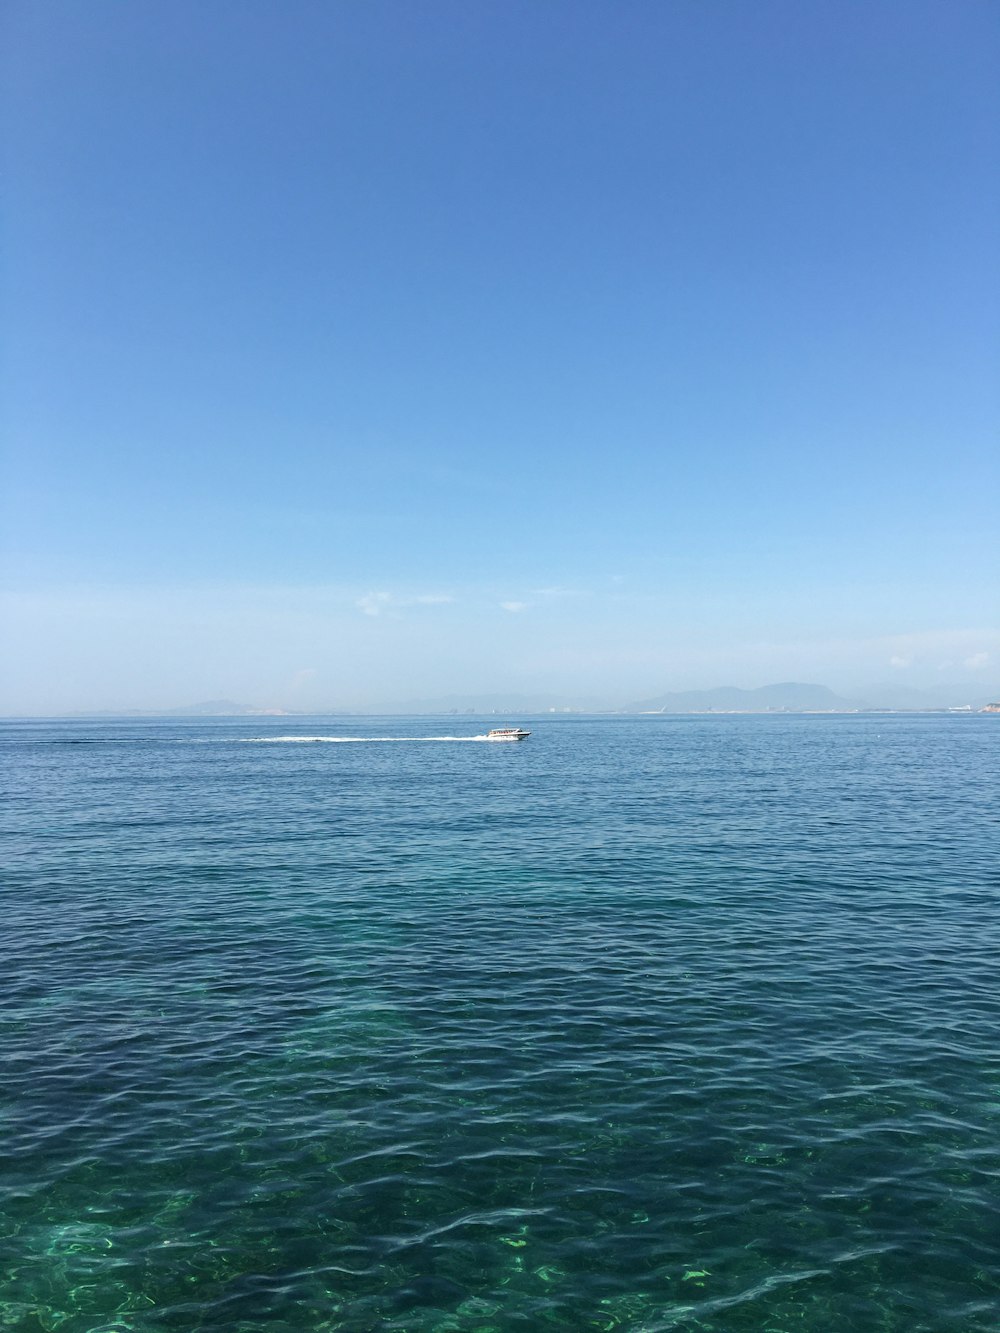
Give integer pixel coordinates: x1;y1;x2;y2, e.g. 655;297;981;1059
889;655;912;669
356;591;454;616
357;591;391;617
965;651;989;670
500;601;528;613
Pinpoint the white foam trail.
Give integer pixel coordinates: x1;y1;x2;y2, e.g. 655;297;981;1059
241;735;492;743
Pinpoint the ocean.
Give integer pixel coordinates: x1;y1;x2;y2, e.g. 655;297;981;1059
2;714;998;1332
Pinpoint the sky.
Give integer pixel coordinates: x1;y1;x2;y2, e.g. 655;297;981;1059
2;0;998;712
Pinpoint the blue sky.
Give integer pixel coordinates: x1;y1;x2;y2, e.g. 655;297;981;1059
3;0;998;711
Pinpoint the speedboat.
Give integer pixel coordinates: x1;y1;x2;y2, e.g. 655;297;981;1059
486;728;531;742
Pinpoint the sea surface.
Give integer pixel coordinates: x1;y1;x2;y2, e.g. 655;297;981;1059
2;714;998;1333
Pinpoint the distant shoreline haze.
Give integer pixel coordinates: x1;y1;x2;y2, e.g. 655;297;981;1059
24;681;1000;719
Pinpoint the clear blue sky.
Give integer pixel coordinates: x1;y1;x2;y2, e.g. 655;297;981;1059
3;0;998;710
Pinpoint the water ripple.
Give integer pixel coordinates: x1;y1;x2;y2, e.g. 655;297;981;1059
1;715;998;1330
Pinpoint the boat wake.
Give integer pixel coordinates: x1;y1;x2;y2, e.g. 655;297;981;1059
241;735;493;743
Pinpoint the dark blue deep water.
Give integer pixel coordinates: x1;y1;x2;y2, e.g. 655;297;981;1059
3;714;999;1332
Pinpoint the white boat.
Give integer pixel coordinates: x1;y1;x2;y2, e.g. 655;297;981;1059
486;727;531;742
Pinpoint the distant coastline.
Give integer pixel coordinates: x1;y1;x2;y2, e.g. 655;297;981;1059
16;681;1000;721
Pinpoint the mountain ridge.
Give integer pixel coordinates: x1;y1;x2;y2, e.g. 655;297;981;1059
48;680;1000;718
623;682;858;713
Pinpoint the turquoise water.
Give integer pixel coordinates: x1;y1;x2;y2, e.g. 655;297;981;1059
2;714;998;1332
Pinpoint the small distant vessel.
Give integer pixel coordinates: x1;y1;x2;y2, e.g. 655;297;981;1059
486;727;531;742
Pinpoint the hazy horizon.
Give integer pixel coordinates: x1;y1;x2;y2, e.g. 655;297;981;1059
3;665;999;719
3;2;997;715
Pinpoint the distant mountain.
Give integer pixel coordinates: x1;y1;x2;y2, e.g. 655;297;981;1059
68;681;1000;719
623;682;859;713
